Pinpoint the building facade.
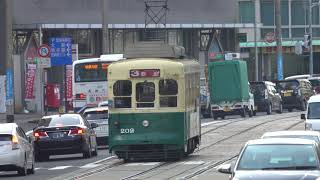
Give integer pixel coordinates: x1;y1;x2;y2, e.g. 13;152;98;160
239;0;320;80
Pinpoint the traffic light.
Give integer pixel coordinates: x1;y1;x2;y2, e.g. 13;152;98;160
304;34;311;49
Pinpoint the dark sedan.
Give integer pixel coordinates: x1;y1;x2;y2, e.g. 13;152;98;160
218;138;320;180
33;114;98;161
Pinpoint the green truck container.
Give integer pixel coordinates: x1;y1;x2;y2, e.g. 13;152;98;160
208;60;255;119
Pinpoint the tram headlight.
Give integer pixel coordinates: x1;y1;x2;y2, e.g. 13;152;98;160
114;121;119;127
142;120;149;127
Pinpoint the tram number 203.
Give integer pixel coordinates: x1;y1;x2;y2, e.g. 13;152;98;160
120;128;135;134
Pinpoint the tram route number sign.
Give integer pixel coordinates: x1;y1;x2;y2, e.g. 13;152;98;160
130;69;160;78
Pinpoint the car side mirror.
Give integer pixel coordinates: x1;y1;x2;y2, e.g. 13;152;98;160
91;123;99;129
217;163;232;174
301;114;306;120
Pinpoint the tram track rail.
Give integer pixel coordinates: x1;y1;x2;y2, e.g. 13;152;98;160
63;113;302;180
115;114;302;180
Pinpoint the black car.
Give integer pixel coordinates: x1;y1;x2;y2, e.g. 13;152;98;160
276;79;314;112
33;114;98;161
250;81;283;114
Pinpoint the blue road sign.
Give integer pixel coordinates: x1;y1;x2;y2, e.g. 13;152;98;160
6;69;13;105
50;37;72;66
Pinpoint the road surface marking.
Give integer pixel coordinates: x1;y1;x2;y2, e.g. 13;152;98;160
48;166;72;170
182;161;205;165
125;162;160;166
80;163;102;168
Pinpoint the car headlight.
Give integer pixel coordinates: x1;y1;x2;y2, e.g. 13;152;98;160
305;123;313;130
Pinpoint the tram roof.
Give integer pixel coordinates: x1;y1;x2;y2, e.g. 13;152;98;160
108;58;199;79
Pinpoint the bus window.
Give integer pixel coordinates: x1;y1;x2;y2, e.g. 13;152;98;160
75;62;108;82
159;79;178;107
113;80;132;108
136;82;155;108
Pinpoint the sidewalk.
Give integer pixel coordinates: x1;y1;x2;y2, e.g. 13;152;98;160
0;112;56;131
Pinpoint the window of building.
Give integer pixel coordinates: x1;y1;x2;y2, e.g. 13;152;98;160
239;1;254;23
136;82;155;108
281;0;289;25
113;80;132;108
292;0;307;25
292;28;306;38
261;0;275;26
159;79;178;107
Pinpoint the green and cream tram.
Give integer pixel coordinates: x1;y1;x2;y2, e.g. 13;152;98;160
108;44;201;161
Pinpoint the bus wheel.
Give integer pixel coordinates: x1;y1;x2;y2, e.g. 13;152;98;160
240;108;246;118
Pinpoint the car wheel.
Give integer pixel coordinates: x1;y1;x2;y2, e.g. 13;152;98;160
300;100;307;111
277;103;283;114
288;108;293;112
17;158;27;176
267;104;272;115
92;144;98;156
240;108;246;118
83;144;92;158
212;112;218;120
248;107;253;117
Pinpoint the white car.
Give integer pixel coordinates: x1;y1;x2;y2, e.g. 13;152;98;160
83;107;109;145
0;123;35;175
261;131;320;144
302;94;320;131
98;101;108;107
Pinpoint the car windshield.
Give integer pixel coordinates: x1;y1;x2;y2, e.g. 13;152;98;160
263;135;320;143
309;79;320;87
277;81;299;90
38;115;81;127
84;110;108;120
308;102;320;119
237;144;318;170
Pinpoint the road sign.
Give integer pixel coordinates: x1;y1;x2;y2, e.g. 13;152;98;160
50;37;72;66
5;69;13;105
38;44;50;58
35;57;51;68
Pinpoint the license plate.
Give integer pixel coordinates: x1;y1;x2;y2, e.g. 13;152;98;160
284;92;292;97
224;107;231;112
52;133;64;139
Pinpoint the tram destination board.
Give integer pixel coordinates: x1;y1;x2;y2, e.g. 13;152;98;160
130;69;160;78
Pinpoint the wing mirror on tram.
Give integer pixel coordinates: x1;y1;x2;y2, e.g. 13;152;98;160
217;163;232;174
301;114;306;120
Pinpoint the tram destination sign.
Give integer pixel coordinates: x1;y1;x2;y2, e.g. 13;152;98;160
130;69;160;78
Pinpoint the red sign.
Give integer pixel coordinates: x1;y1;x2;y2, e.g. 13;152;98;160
25;64;37;100
130;69;160;78
66;65;73;101
38;44;51;58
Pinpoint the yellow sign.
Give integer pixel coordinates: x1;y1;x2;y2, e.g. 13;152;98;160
284;92;292;97
224;106;231;112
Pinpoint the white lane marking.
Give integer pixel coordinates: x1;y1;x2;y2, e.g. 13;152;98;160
125;162;160;166
80;164;102;169
48;166;72;170
201;121;222;127
90;156;116;164
182;161;205;165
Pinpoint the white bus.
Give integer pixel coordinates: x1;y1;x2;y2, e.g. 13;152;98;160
72;54;123;111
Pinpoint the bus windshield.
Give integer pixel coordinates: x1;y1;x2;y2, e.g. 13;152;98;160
75;62;109;82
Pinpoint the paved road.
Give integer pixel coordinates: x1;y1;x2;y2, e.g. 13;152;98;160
0;111;304;180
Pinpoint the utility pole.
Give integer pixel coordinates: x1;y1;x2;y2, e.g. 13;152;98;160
309;0;314;75
253;0;259;81
0;0;14;122
275;0;283;80
102;0;109;54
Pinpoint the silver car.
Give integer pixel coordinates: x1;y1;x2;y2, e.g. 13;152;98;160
83;107;109;145
0;123;35;175
261;130;320;144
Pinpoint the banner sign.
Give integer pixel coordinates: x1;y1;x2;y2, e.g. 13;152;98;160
6;69;13;105
25;64;37;100
0;76;6;113
66;65;73;101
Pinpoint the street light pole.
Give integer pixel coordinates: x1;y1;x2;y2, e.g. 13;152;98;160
102;0;109;54
253;0;259;81
309;0;314;75
275;0;283;80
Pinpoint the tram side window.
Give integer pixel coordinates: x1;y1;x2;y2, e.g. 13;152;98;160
113;80;132;108
136;82;155;108
159;79;178;107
